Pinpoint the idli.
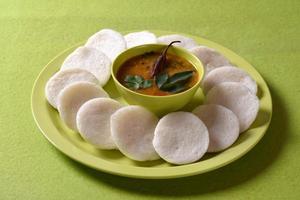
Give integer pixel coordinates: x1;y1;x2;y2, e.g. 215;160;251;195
77;98;122;149
153;112;209;165
57;82;109;131
157;34;198;49
202;66;257;94
61;46;111;86
193;104;239;152
124;31;157;48
45;68;99;109
205;82;259;132
111;106;160;161
85;29;126;61
190;46;231;75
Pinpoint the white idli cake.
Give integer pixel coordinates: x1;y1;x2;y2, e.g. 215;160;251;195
153;112;209;165
61;46;111;86
205;82;259;132
111;106;160;161
124;31;157;48
202;66;257;94
190;45;231;75
193;104;239;152
85;29;126;61
57;82;109;131
76;98;122;149
157;34;198;49
45;68;99;109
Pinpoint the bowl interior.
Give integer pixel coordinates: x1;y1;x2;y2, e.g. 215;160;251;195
111;44;204;98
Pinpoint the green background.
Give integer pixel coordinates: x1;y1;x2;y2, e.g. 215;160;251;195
1;0;299;199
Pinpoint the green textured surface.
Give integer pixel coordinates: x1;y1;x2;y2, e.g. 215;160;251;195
1;0;299;199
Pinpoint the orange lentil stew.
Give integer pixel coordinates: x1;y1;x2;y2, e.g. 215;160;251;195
116;52;199;96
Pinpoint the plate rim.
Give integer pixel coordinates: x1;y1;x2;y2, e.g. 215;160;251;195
31;30;272;179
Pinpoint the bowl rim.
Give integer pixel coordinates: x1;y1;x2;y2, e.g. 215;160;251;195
111;43;204;98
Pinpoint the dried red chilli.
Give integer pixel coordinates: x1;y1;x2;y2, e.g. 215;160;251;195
150;41;181;77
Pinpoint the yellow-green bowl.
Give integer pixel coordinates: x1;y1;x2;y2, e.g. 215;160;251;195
111;44;204;116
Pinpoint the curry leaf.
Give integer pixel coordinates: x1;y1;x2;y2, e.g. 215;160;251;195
155;73;169;88
124;75;136;83
160;82;174;90
141;80;152;88
168;71;194;84
167;84;187;93
157;71;194;93
161;82;187;93
134;75;144;84
124;75;152;90
125;82;140;90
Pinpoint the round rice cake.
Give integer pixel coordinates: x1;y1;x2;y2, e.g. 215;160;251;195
193;104;239;152
124;31;157;48
205;82;259;132
202;66;257;94
85;29;126;61
45;68;99;109
57;82;109;131
190;46;231;75
111;106;160;161
76;98;122;149
61;46;111;86
157;34;198;49
153;112;209;165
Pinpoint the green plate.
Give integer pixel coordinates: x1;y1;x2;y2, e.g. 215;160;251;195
31;31;272;179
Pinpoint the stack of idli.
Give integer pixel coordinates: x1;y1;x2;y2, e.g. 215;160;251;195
186;42;259;155
44;28;260;165
44;29;162;156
